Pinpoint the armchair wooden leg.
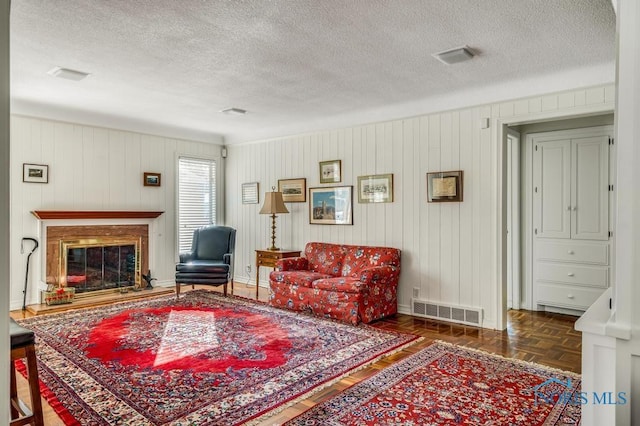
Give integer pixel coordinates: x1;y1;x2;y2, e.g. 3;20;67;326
223;282;227;297
175;283;181;298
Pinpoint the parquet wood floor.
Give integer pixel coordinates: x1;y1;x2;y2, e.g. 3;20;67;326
10;283;581;425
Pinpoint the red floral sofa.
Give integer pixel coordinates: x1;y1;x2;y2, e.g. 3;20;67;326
268;242;401;324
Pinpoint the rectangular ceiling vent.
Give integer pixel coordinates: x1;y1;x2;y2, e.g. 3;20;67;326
411;298;483;327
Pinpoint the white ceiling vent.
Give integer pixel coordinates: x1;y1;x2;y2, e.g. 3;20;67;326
220;107;247;115
432;46;476;65
47;66;90;81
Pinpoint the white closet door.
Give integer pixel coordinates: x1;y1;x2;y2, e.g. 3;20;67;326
571;136;609;240
534;139;571;239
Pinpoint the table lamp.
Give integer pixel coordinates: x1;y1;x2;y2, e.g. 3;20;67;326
259;186;289;250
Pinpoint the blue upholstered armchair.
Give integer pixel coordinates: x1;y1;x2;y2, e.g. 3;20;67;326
175;225;236;297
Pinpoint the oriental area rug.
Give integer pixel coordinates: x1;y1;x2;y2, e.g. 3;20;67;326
16;290;419;425
286;341;582;426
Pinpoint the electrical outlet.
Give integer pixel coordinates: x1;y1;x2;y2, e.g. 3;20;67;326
245;264;252;275
412;287;420;298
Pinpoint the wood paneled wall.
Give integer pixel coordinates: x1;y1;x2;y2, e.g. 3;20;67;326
9;116;223;309
226;84;614;330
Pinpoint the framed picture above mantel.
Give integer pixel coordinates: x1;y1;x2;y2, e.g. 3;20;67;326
23;163;49;183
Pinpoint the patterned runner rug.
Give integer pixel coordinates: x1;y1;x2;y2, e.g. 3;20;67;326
286;341;581;425
17;290;419;425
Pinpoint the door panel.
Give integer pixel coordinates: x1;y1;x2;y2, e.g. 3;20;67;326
572;136;609;240
534;140;571;239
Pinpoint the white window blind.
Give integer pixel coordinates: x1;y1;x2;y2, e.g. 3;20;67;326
178;157;217;252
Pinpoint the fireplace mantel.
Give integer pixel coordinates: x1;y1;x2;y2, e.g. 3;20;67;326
32;211;164;220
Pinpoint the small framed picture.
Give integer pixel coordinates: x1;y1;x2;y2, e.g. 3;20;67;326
319;160;342;184
242;182;259;204
278;178;306;202
309;186;353;225
427;170;463;202
358;174;393;203
143;172;161;187
23;163;49;183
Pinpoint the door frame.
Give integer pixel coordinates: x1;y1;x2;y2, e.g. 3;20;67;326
495;104;614;330
506;129;521;309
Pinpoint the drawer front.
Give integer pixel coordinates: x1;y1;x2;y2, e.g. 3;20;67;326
257;251;281;261
536;241;608;265
257;258;277;267
537;262;608;288
536;283;606;310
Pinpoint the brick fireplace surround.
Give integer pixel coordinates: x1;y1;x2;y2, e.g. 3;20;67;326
32;211;163;294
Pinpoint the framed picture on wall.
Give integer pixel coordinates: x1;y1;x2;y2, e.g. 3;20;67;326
23;163;49;183
278;178;306;202
143;172;162;187
319;160;342;184
357;174;393;203
427;170;463;202
242;182;259;204
309;186;353;225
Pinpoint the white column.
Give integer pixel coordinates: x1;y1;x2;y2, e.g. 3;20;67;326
612;0;640;423
0;0;11;423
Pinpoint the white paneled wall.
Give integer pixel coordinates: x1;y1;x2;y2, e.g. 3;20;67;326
226;84;614;330
9;116;223;310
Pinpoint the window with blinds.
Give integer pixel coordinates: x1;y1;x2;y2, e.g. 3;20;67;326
178;157;217;252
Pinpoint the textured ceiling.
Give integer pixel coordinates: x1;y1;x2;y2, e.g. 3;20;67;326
10;0;616;144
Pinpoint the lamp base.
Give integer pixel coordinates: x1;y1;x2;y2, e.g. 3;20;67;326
267;246;280;251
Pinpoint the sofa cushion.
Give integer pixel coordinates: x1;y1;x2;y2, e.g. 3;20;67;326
270;270;332;288
305;243;346;276
341;246;401;278
311;277;364;294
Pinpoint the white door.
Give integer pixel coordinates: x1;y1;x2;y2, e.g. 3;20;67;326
534;139;571;239
571;136;609;240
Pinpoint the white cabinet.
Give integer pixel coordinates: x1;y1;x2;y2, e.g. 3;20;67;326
532;127;612;311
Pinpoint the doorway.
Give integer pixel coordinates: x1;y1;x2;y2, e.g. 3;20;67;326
505;114;614;315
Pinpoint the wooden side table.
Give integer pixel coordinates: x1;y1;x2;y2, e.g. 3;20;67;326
255;249;301;300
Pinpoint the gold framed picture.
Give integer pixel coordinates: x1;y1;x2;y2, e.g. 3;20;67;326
427;170;463;202
319;160;342;184
278;178;306;202
357;174;393;203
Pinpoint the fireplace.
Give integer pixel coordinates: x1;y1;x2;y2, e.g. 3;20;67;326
61;237;141;293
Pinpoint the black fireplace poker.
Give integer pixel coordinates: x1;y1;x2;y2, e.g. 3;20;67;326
21;237;39;311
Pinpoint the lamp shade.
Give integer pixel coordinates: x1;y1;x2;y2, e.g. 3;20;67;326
259;190;289;215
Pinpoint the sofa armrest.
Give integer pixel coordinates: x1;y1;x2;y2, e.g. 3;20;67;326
359;265;400;285
275;257;309;271
179;251;195;263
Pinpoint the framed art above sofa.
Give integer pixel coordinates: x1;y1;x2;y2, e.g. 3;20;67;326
309;186;353;225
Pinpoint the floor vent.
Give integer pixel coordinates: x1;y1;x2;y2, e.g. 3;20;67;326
411;299;483;327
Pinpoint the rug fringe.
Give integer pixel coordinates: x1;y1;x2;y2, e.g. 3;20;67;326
433;339;581;378
244;336;425;426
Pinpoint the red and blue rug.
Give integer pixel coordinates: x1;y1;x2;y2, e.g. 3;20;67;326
286;341;582;425
17;290;419;425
